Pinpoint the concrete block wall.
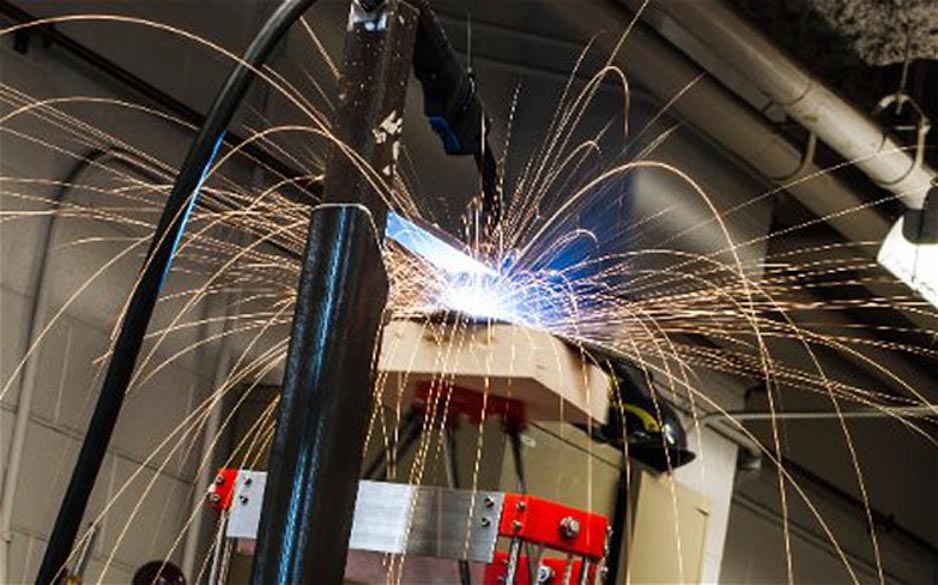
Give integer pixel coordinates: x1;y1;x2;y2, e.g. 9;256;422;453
0;3;283;582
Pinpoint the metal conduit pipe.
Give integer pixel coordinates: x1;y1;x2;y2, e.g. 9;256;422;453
642;0;936;209
541;1;891;245
702;405;938;424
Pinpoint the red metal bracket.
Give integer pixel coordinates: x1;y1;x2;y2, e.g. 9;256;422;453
415;382;526;428
484;552;596;585
499;494;607;560
208;468;238;512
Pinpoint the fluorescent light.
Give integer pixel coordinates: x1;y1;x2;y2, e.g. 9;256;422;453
878;213;937;308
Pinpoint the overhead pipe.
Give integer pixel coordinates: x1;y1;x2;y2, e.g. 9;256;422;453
535;0;891;245
702;405;938;424
641;0;935;210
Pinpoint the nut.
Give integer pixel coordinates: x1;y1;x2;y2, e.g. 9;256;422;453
559;516;581;539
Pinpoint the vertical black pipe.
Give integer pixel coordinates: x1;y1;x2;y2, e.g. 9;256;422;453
34;2;315;583
250;1;418;582
606;465;630;585
248;205;388;585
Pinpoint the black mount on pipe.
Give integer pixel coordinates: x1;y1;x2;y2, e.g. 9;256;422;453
33;1;316;583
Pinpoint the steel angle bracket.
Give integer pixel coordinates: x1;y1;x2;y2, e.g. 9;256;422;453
226;471;505;563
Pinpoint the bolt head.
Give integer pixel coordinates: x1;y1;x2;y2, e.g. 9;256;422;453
481;517;491;527
537;565;556;583
239;495;249;505
516;500;526;511
214;475;225;485
559;516;581;539
484;495;495;508
244;476;253;486
208;493;221;503
512;519;523;531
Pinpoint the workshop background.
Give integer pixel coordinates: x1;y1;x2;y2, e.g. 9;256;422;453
1;1;936;584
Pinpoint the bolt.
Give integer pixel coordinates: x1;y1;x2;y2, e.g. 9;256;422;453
481;517;491;528
244;477;253;486
559;516;581;539
214;475;225;485
239;495;249;505
516;500;526;511
537;565;556;584
484;495;495;508
208;493;221;503
512;519;522;532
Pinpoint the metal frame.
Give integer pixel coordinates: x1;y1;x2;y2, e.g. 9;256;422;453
210;469;609;585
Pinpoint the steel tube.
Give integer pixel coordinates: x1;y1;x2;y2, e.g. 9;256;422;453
247;204;388;585
249;2;417;581
702;405;938;423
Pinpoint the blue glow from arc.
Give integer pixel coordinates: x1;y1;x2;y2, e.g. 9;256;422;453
386;211;603;327
159;133;227;289
386;212;496;276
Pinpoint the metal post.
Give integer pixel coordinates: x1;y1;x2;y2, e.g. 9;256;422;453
504;537;523;585
442;425;472;585
248;2;418;583
248;205;387;585
363;407;424;480
207;513;231;585
605;465;629;585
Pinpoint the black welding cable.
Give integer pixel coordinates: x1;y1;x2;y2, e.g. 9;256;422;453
34;1;317;583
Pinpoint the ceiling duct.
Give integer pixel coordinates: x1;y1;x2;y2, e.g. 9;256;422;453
643;0;935;210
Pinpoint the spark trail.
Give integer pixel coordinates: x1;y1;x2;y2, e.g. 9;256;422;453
0;6;936;585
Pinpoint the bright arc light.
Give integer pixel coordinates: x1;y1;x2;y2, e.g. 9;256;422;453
440;274;519;322
385;212;496;276
385;212;580;325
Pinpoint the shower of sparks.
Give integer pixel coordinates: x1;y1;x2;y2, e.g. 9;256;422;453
0;8;936;585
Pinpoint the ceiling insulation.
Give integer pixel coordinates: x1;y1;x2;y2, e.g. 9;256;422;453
812;0;938;65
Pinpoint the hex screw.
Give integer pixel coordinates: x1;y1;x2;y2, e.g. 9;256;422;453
559;516;581;539
512;519;523;532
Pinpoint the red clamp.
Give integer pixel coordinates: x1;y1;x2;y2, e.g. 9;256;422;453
499;494;608;560
208;468;238;512
415;382;526;429
484;552;597;585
